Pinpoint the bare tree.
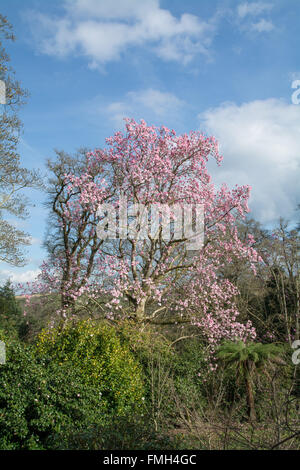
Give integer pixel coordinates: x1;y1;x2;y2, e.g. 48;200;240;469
43;149;111;312
0;14;42;266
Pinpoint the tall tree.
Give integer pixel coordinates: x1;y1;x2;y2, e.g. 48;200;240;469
42;149;112;314
27;119;260;350
0;14;41;266
266;220;300;344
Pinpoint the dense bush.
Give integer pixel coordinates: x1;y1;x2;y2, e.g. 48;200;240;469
35;319;145;416
116;322;208;429
0;281;26;337
0;321;146;449
0;331;106;449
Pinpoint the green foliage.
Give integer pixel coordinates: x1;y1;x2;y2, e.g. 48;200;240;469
116;322;176;425
0;280;26;337
216;340;286;422
0;323;297;450
36;319;145;416
0;332;106;449
216;340;285;373
117;322;208;428
49;413;183;450
171;338;208;410
0;321;146;449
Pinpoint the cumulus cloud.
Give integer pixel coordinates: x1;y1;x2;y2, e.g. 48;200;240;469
251;18;274;32
26;0;216;67
65;0;157;20
106;88;185;127
29;237;41;246
237;2;273;18
236;2;274;34
0;269;41;285
199;99;300;224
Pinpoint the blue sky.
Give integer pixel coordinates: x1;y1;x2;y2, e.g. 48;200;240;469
0;0;299;283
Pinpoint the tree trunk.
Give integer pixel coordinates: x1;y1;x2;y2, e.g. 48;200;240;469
245;363;256;423
134;297;147;322
61;289;76;318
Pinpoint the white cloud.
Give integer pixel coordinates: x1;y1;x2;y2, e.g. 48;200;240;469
128;89;184;116
0;269;41;284
26;0;216;66
236;2;275;34
237;2;273;18
65;0;157;20
251;18;274;32
199;99;300;223
106;88;185;126
29;237;41;246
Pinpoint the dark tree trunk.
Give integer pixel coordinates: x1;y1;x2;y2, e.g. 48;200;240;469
245;361;256;423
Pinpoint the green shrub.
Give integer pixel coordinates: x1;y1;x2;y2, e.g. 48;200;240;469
172;338;208;411
116;322;176;424
0;331;105;449
36;319;145;416
116;322;208;428
0;281;26;338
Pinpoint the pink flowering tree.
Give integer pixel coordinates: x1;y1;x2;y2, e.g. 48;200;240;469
20;150;113;317
23;119;260;346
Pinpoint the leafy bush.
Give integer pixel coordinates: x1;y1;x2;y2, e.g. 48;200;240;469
0;320;145;449
172;338;208;411
116;322;175;424
35;319;145;416
0;281;26;337
0;331;105;449
117;322;208;428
